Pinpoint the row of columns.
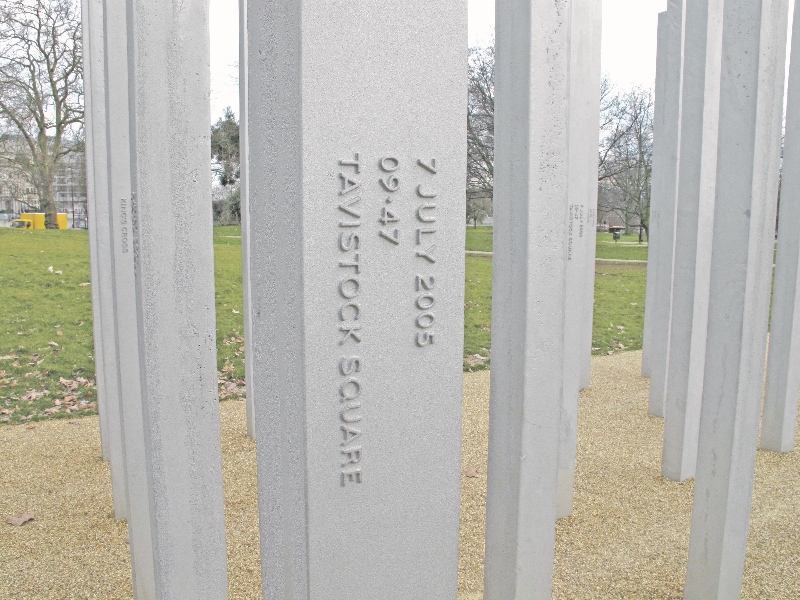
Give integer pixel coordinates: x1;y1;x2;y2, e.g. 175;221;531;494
83;0;227;597
83;0;800;597
643;0;798;597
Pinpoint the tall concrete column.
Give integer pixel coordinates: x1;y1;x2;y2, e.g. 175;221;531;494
578;0;603;392
128;0;228;597
484;0;571;597
642;11;669;379
247;1;466;597
559;0;602;518
661;0;723;482
647;0;685;418
82;0;127;520
761;0;800;453
79;0;108;463
102;0;156;596
239;0;255;440
685;0;790;596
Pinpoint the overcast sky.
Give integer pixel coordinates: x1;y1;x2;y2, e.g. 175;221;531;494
212;0;754;122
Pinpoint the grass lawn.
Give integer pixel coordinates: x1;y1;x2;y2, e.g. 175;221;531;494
591;264;647;353
595;232;649;262
467;226;649;261
465;225;493;252
1;226;648;424
212;226;246;387
0;229;98;424
463;255;492;370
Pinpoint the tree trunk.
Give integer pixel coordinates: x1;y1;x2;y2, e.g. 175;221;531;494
38;175;58;229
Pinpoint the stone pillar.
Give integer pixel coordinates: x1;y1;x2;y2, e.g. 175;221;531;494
247;1;466;597
647;0;684;418
661;0;723;482
685;0;789;596
101;0;156;595
484;0;571;596
128;0;228;597
642;11;669;379
558;0;602;519
239;0;255;440
761;0;800;454
580;205;598;391
578;1;603;392
79;0;108;462
82;0;127;520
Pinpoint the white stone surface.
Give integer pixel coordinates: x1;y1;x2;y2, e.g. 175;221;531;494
238;0;255;440
247;1;466;597
580;202;598;391
685;0;789;595
101;0;156;595
128;0;228;596
661;0;722;482
578;2;603;393
647;0;684;418
484;0;571;596
82;0;127;520
641;11;669;379
761;0;800;454
79;0;108;463
558;0;602;519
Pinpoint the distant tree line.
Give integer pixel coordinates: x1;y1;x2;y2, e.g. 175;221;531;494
597;79;654;241
210;107;241;225
466;43;656;239
0;0;84;229
467;44;494;228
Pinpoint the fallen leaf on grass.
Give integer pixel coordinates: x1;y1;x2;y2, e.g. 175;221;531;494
232;309;241;314
44;408;59;415
79;282;90;287
48;341;58;347
0;409;9;415
6;513;34;527
22;390;44;401
56;331;63;336
59;377;79;391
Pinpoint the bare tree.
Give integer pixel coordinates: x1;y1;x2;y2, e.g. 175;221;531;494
597;83;654;241
0;0;83;228
467;43;494;226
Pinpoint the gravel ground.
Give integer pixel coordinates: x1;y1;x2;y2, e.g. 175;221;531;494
1;350;797;599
